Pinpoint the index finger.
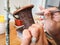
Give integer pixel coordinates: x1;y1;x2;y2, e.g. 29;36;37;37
21;29;31;45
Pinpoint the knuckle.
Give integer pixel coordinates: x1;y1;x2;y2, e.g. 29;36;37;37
31;24;36;26
29;24;40;32
23;29;31;39
26;35;31;40
23;29;27;33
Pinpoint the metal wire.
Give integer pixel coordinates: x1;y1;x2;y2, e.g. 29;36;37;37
6;0;10;45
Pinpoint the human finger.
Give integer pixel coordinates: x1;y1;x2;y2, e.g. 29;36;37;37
44;10;52;20
21;29;31;45
28;24;43;45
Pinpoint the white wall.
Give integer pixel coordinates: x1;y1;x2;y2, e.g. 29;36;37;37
0;0;5;15
31;0;46;15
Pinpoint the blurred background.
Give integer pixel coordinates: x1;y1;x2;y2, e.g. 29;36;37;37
0;0;60;45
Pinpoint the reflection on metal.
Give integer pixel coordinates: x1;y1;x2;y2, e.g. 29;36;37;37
6;0;10;45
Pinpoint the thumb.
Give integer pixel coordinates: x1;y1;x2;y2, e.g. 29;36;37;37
36;24;48;45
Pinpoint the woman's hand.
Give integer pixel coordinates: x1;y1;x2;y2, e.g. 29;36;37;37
21;23;48;45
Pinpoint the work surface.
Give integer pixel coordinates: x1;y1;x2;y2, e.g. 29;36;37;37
0;22;21;45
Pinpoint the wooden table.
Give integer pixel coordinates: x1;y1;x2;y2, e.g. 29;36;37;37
0;33;6;45
0;22;21;45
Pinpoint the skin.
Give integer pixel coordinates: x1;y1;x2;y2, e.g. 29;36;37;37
21;7;60;45
44;7;60;45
